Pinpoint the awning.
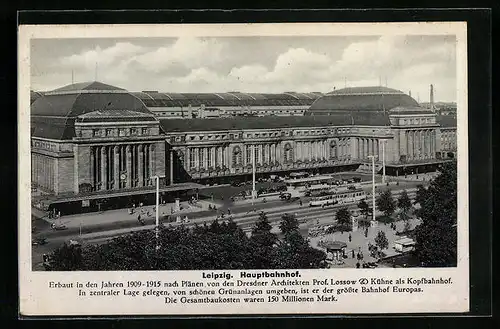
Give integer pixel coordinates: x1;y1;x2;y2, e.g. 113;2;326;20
36;182;204;204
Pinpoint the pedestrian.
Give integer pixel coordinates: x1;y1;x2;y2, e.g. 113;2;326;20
299;200;303;206
349;234;352;242
351;249;355;258
227;208;231;215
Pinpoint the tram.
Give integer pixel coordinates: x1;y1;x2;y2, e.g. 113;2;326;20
309;188;366;207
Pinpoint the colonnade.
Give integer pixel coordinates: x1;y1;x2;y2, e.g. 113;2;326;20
187;145;230;169
356;138;380;160
405;129;436;160
91;144;154;191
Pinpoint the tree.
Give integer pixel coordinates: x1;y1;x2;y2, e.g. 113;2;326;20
250;212;278;269
414;184;428;207
279;213;299;236
357;199;370;219
335;207;351;233
47;211;328;271
376;190;396;218
48;242;84;271
374;231;389;251
397;190;412;216
414;162;457;267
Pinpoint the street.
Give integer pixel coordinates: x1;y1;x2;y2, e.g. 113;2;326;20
31;175;425;270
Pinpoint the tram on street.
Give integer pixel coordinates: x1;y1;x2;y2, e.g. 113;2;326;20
284;175;335;197
309;188;366;207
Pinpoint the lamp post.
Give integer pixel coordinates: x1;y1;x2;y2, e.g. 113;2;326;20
151;175;162;251
368;155;376;223
252;144;256;204
381;139;387;184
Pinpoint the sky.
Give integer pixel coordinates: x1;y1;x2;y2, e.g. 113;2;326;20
30;35;457;102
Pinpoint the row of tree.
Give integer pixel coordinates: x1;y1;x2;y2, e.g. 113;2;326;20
356;189;413;221
413;162;457;267
47;213;327;271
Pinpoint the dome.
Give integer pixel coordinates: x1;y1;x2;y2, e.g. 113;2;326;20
31;81;153;117
306;86;420;115
31;81;157;140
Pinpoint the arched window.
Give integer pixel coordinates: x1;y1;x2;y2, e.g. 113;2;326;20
283;143;293;163
330;141;337;159
232;146;242;166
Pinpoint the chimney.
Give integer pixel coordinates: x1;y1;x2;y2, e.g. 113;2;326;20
409;90;412;97
430;84;435;110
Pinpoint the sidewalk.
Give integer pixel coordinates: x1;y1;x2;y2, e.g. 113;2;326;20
310;216;421;268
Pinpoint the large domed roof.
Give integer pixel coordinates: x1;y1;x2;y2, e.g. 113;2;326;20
31;81;153;117
31;81;157;140
306;86;420;115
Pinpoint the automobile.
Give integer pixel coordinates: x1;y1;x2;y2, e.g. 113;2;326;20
352;177;362;183
347;185;356;190
279;192;292;200
32;237;47;246
51;223;67;230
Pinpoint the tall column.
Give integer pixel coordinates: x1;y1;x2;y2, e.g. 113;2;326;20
113;146;119;190
148;145;153;182
421;130;424;159
100;146;107;190
358;139;361;159
90;146;95;188
138;145;144;187
427;130;432;158
408;131;413;160
420;130;424;159
424;130;428;158
213;146;217;167
126;145;132;188
431;131;435;158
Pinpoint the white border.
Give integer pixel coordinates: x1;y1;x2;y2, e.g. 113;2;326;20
18;22;469;316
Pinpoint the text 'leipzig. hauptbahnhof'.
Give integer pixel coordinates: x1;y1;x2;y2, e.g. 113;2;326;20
30;82;457;214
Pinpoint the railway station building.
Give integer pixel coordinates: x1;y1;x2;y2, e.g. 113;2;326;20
30;82;457;213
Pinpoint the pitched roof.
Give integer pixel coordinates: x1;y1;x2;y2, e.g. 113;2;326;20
31;92;152;117
50;81;126;93
436;115;457;128
159;114;390;133
131;91;321;108
31;116;76;140
30;82;157;140
308;86;419;113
